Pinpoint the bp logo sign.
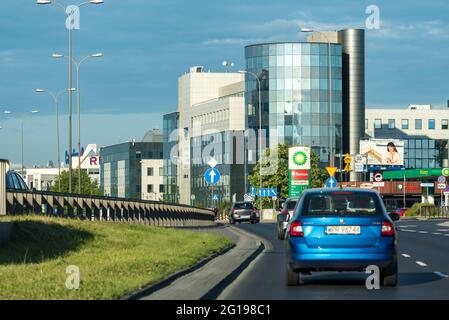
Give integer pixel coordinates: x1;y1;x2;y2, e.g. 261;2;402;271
289;147;311;170
443;168;449;177
293;151;308;166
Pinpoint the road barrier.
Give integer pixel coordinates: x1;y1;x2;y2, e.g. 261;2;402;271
4;188;215;227
420;206;449;218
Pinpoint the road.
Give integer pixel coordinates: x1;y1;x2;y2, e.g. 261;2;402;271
218;219;449;300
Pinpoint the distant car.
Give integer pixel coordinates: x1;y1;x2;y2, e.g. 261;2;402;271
229;202;259;224
277;198;298;240
285;188;400;287
394;208;407;217
6;171;29;191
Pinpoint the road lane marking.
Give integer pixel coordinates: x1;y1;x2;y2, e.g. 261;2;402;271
400;225;417;228
432;232;442;235
399;229;417;232
434;272;448;278
418;231;428;234
437;229;449;232
416;261;427;267
401;254;411;258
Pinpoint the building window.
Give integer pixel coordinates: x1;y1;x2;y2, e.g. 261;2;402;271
388;119;395;129
159;185;165;193
136;185;141;193
365;119;368;130
401;119;409;130
415;119;422;130
147;168;153;176
147;184;154;193
136;151;142;159
374;119;382;129
442;119;448;130
148;151;153;158
428;119;435;130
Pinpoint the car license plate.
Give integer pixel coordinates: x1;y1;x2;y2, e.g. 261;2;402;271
326;226;361;235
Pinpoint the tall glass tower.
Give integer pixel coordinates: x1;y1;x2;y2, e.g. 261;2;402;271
244;42;343;165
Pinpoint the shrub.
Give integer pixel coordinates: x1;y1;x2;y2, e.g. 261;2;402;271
405;203;434;217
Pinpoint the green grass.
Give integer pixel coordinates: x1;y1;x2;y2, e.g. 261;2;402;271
0;216;231;300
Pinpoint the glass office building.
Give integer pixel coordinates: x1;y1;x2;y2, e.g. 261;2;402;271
190;130;245;208
162;112;179;203
244;42;344;164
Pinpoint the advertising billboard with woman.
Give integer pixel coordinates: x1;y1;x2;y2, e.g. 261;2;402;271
359;139;404;166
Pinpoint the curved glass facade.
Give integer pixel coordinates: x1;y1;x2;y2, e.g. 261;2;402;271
244;42;343;164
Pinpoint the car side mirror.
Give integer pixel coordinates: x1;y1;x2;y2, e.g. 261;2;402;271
389;212;401;222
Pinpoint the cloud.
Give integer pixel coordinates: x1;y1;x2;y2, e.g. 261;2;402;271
368;20;449;40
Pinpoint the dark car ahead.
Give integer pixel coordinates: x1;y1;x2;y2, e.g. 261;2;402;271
229;202;259;224
285;188;400;287
277;198;298;240
6;171;28;191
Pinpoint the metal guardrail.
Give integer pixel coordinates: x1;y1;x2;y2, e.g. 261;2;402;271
4;189;215;226
0;159;214;226
420;206;449;218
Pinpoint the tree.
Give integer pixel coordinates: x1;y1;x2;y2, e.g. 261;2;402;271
310;150;328;188
248;144;328;207
51;170;100;196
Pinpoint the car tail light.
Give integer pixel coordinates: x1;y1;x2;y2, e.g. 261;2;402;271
382;221;395;236
290;221;304;237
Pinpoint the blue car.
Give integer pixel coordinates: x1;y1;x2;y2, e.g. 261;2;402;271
285;188;399;287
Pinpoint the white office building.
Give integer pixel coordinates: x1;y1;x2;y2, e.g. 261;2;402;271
176;66;246;205
365;104;449;168
141;159;164;201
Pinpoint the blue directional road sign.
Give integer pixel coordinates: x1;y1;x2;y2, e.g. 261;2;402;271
257;188;278;197
204;168;221;185
325;177;338;188
250;186;256;197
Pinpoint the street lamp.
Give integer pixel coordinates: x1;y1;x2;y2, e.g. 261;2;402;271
2;109;39;175
37;0;104;193
53;52;103;194
238;70;263;213
301;27;335;167
35;88;75;192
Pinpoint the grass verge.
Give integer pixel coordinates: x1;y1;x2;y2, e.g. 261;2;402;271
0;216;231;300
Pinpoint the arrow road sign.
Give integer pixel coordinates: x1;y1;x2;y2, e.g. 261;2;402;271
325;177;338;188
204;168;221;185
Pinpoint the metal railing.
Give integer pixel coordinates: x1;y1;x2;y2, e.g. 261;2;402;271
420;206;449;218
1;159;214;226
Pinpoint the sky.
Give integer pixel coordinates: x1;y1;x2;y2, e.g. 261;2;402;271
1;0;449;166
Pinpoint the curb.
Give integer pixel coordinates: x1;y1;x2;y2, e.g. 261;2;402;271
123;242;236;300
200;240;265;300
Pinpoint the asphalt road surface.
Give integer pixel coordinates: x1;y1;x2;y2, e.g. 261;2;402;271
218;219;449;300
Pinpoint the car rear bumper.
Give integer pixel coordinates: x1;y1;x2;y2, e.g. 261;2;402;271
288;253;394;272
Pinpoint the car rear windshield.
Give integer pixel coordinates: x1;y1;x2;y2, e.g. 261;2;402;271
234;203;254;209
301;192;382;216
285;201;297;210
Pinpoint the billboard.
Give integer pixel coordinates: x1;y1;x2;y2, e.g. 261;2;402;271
358;139;404;166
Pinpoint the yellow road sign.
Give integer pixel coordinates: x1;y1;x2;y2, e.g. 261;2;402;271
344;153;352;164
326;167;337;177
344;163;352;172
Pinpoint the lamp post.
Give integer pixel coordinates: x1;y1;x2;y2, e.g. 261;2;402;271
35;88;75;192
53;52;103;194
37;0;104;193
301;28;334;167
2;110;39;176
238;70;263;213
